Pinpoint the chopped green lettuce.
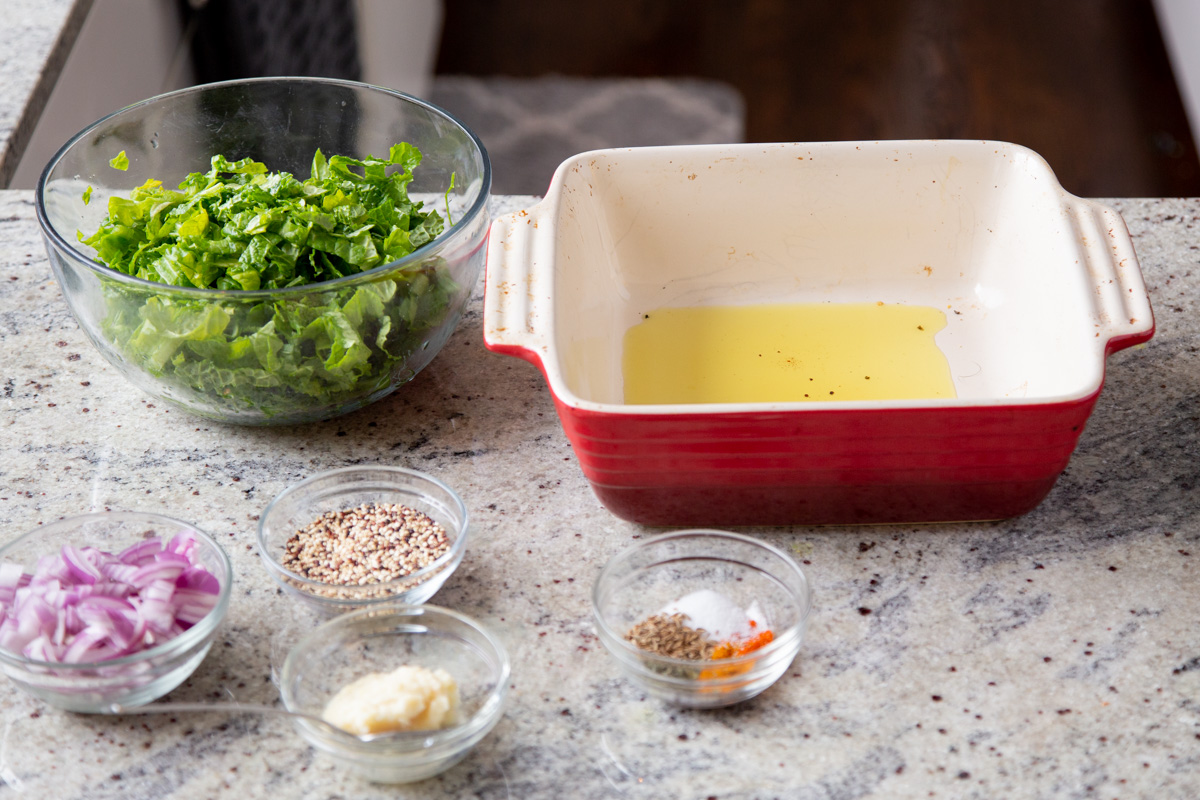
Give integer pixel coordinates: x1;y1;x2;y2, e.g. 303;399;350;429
79;145;459;419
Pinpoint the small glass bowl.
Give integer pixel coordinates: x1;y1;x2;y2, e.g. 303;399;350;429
0;512;232;713
257;466;469;615
279;603;509;784
592;529;813;708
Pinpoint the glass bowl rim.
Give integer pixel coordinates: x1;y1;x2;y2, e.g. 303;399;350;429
34;76;493;300
278;602;510;751
255;465;470;598
591;528;814;670
0;510;233;671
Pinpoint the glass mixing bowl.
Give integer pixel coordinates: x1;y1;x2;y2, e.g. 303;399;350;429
36;77;491;425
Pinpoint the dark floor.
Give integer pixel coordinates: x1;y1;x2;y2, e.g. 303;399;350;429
436;0;1200;198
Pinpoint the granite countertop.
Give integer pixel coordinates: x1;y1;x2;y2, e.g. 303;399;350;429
0;0;91;188
1;190;1199;798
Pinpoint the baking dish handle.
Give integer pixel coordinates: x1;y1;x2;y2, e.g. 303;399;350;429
1067;198;1156;353
482;204;553;366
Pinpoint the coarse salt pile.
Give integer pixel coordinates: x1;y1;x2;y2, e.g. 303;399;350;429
657;589;767;643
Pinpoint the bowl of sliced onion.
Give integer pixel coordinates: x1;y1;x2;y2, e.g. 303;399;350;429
0;512;232;712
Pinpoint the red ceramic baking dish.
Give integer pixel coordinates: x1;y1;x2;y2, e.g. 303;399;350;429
482;141;1154;525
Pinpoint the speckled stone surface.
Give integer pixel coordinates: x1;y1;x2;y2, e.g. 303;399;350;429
0;0;91;187
2;192;1200;799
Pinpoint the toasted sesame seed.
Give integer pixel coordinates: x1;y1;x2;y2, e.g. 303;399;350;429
281;502;450;591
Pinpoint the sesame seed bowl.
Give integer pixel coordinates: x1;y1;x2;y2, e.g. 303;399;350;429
592;529;812;708
256;466;469;615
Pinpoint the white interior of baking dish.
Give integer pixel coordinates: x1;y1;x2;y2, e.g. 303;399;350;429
493;141;1152;410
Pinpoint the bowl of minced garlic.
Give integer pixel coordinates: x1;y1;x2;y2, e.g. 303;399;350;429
592;530;813;708
280;604;509;783
322;664;461;735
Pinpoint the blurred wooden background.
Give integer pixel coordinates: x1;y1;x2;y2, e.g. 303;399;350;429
436;0;1200;197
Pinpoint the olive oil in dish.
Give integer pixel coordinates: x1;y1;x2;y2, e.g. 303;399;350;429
622;302;956;404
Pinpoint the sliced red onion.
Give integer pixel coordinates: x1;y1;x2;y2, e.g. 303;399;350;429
176;567;220;595
0;609;40;653
0;531;222;664
99;561;139;586
171;588;219;625
61;546;102;585
130;559;186;587
117;539;162;565
23;635;59;663
0;563;25;592
62;626;116;664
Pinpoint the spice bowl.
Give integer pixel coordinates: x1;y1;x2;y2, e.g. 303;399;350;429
257;466;469;615
0;512;232;713
278;603;509;784
592;530;812;708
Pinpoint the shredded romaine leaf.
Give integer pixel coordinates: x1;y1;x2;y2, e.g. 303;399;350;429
78;144;460;419
81;146;446;289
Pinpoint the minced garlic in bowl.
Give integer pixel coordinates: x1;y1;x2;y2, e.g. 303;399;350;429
323;665;460;735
